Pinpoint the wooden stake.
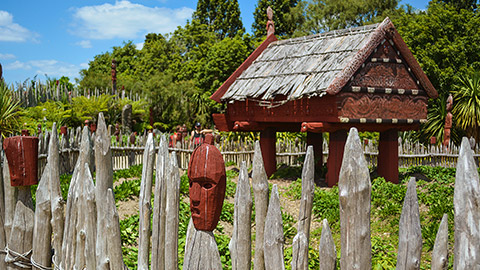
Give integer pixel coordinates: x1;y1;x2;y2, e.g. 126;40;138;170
454;137;480;268
152;135;168;270
229;161;252;270
137;133;155;270
165;153;180;269
338;127;371;270
431;214;448;270
32;166;52;270
264;185;285;270
396;177;422;270
318;219;336;270
183;228;222;270
252;141;269;270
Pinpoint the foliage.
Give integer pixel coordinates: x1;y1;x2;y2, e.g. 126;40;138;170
0;81;21;136
252;0;300;38
452;71;480;142
193;0;245;39
301;0;399;34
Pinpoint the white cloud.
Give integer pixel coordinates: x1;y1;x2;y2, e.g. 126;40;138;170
76;40;92;48
5;59;81;79
0;10;35;42
71;1;194;40
135;42;144;50
0;53;15;60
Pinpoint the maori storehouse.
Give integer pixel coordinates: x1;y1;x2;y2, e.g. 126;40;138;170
211;17;438;186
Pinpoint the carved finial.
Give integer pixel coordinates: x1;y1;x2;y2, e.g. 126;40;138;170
0;63;3;80
266;6;275;36
443;94;453;148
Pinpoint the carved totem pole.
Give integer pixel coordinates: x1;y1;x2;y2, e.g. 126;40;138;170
183;134;225;269
111;59;117;92
266;6;275;36
443;94;453;148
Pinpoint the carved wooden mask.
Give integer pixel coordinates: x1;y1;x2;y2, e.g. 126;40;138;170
187;134;226;231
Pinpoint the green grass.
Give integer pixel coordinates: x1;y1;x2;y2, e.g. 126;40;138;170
39;164;457;269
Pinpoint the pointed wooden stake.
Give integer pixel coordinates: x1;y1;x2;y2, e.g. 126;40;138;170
48;123;64;264
183;228;222;270
229;161;252;270
319;219;336;270
264;184;285;270
291;145;315;270
454;137;480;268
32;166;52;270
152;135;169;270
431;214;448;270
396;177;422;270
165;152;181;269
137;133;155;270
252;141;269;270
338;127;371;269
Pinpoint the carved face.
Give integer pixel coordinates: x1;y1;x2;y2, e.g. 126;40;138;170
187;134;226;231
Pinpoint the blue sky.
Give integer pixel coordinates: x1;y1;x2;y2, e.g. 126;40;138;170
0;0;430;85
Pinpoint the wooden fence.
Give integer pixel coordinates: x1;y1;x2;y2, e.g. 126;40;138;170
34;126;480;176
0;113;477;269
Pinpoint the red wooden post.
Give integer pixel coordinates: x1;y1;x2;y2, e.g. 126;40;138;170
307;131;323;168
3;136;39;186
377;129;399;184
326;130;347;187
260;128;276;177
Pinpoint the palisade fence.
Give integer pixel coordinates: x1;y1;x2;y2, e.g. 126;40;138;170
2;113;478;269
13;82;142;108
35;125;476;176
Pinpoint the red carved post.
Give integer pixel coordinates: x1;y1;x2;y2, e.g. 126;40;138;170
266;6;275;36
188;134;226;231
307;131;323;169
111;59;117;92
377;129;399;184
443;94;453;149
326;129;347;187
60;126;68;136
260;128;277;177
3;136;39;186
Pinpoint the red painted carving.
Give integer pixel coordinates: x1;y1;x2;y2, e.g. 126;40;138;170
371;41;398;59
3;136;39;186
351;62;419;90
338;93;428;120
443;94;453;147
266;6;275;36
188;134;226;231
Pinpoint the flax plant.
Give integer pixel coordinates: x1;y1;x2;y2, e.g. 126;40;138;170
0;81;21;137
452;72;480;142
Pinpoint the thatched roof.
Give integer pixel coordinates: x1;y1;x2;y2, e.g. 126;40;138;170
213;17;437;103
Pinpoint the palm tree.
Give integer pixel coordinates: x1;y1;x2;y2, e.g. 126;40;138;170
452;72;480;142
0;81;21;137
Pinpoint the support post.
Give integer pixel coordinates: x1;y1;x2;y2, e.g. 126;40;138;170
326;130;347;187
307;132;323;169
377;129;399;184
260;128;276;177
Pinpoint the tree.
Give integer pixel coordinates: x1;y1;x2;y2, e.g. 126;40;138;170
77;51;112;90
393;1;480;98
193;0;245;38
301;0;399;34
252;0;300;38
452;72;480;142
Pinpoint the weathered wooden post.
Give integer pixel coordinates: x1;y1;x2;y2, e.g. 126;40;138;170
165;152;181;269
396;177;422;270
453;137;480;268
48;123;64;268
318;219;336;270
229;161;252;270
62;126;95;270
264;184;285;270
138;132;155;270
338;127;371;269
431;214;448;270
2;156;15;248
184;133;225;270
95;113;125;270
291;145;315;270
252;141;269;270
152;135;168;270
